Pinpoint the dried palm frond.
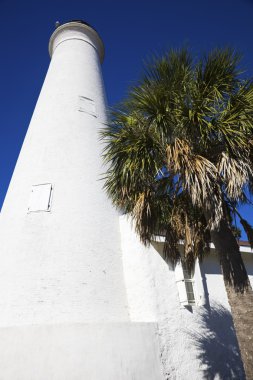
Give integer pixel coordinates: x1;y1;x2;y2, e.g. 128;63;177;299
132;191;154;245
218;152;253;201
167;138;223;228
163;227;181;265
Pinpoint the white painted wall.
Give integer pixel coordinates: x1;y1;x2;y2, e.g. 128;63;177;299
242;253;253;288
0;22;129;326
120;215;247;380
0;323;163;380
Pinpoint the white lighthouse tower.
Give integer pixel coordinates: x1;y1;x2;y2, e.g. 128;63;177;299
0;21;163;379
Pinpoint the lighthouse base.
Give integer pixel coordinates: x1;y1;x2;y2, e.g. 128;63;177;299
0;322;163;379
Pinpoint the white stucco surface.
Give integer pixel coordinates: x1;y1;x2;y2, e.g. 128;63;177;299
0;322;163;380
242;253;253;287
0;22;129;325
120;215;246;380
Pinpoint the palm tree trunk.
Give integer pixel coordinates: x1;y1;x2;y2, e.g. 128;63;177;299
211;218;253;380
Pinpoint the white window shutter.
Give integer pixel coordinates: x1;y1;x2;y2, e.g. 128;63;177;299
28;183;52;212
174;262;188;305
78;96;97;116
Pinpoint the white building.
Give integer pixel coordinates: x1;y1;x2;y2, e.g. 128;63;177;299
121;217;253;379
0;19;252;380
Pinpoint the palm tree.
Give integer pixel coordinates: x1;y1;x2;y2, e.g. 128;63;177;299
101;48;253;379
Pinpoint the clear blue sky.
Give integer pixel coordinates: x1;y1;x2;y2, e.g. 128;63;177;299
0;0;253;238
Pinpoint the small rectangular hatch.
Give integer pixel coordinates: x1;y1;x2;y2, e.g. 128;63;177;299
28;183;53;212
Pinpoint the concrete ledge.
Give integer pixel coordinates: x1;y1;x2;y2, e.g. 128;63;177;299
0;322;163;379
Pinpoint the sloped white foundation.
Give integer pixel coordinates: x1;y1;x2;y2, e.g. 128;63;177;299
0;322;163;380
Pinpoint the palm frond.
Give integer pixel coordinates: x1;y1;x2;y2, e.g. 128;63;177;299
167;138;223;228
218;152;253;201
101;47;253;281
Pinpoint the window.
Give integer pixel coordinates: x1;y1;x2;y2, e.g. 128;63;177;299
78;96;97;117
182;262;195;305
28;183;53;212
174;259;207;307
175;261;196;306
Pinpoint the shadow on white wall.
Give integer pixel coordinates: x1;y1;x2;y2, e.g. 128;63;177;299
188;303;245;380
